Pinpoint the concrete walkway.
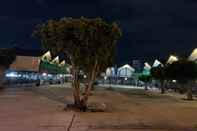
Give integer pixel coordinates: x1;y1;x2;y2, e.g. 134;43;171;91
0;87;197;131
0;88;75;131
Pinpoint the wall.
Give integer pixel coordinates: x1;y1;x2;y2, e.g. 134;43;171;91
10;56;40;72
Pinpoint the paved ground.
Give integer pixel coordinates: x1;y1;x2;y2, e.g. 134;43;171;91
1;86;197;131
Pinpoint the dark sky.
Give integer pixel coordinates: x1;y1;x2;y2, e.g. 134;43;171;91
0;0;196;64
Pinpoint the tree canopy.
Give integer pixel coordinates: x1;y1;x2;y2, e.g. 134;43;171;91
34;17;121;75
139;74;152;83
151;65;166;81
164;59;197;100
34;17;122;110
0;49;16;68
165;60;197;83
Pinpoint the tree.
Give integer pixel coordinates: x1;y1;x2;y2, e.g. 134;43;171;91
165;60;197;100
33;17;122;111
151;65;166;94
0;49;16;88
138;74;152;90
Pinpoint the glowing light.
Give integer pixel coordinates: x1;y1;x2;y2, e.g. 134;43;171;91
59;74;63;77
6;72;18;78
124;77;128;81
104;76;107;80
47;74;52;77
106;67;114;77
42;73;47;76
172;80;177;83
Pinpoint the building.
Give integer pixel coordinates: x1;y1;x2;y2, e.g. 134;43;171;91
9;48;70;74
10;56;40;72
118;64;135;78
132;60;142;72
10;48;42;72
166;55;178;64
188;48;197;62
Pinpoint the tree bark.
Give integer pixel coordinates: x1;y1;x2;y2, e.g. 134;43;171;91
80;62;98;111
160;80;165;94
80;80;93;111
186;83;193;101
0;66;6;89
71;68;81;108
144;83;148;90
72;80;81;106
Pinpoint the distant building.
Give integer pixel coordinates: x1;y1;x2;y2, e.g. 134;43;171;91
188;48;197;62
10;55;40;72
117;64;135;78
132;60;142;72
167;55;178;64
10;48;42;72
9;49;69;74
152;59;162;67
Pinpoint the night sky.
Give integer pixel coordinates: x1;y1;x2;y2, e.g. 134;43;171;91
0;0;196;64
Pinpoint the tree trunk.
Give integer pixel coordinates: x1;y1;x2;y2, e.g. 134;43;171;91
161;87;165;94
80;67;97;111
72;80;81;106
186;83;193;101
80;80;93;111
0;66;6;89
145;83;148;90
71;68;81;108
160;80;165;94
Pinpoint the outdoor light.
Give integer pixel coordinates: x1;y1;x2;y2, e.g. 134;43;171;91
6;72;18;78
125;77;128;81
48;74;52;77
104;76;107;80
18;74;22;77
59;74;63;77
42;73;47;76
66;68;70;72
172;80;177;83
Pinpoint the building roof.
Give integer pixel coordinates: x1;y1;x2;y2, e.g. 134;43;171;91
152;59;162;67
188;48;197;61
118;64;135;72
167;55;178;64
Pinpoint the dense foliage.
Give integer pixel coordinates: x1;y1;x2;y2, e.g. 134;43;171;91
165;60;197;83
0;49;16;68
34;17;121;74
138;74;152;83
151;65;166;81
151;65;166;94
34;17;122;110
165;60;197;100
